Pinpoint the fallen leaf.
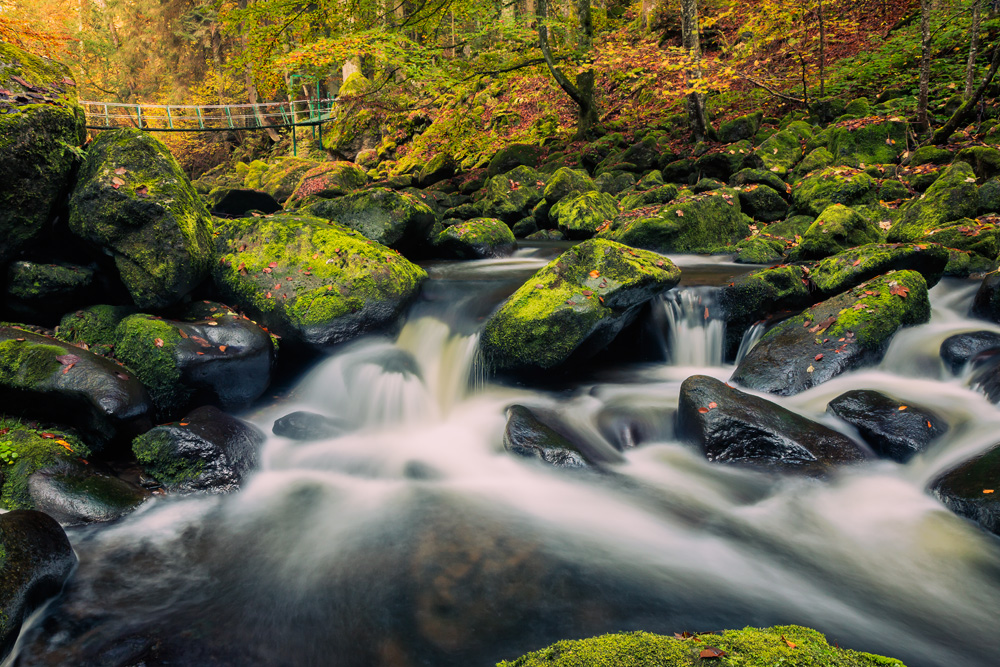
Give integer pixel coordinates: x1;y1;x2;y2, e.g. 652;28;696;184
807;364;815;373
985;489;995;494
708;402;718;409
700;647;726;659
111;176;125;189
698;407;709;414
898;405;907;411
61;363;75;374
781;635;797;648
889;284;909;298
154;338;164;348
927;421;932;428
814;354;824;361
263;267;272;274
56;354;80;365
589;270;600;278
704;306;710;320
268;261;278;268
219;345;227;352
676;209;684;217
178;330;189;339
114;167;126;175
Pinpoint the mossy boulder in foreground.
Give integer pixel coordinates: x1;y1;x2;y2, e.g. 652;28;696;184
69;129;214;309
497;625;904;667
0;510;76;662
0;42;86;267
213;214;426;349
479;239;680;376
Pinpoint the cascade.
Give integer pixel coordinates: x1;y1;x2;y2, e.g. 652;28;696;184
659;287;725;367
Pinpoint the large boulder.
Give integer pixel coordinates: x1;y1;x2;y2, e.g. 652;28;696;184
610;188;749;253
479;239;680;376
486;143;545;177
940;330;1000;374
792;204;882;260
930;443;1000;537
131;405;264;493
0;420;91;510
3;261;95;325
257;157;318;203
752;124;809;177
431;218;516;259
24;459;149;525
677;375;868;475
478;165;547;223
551;191;620;239
827;390;947;463
736;183;788;222
731;271;931;395
717;112;762;143
970;271;1000;323
542;167;596;204
284;161;367;209
213;214;426;349
417;153;457;187
887;161;980;243
0;510;76;661
824;119;907;167
791;166;877;217
808;242;949;298
0;326;154;447
69;129;214;309
0;42;86;267
303;187;435;255
112;301;275;420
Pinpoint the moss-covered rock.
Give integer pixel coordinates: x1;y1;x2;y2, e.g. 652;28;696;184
944;248;996;276
285;161;367;209
825;119;907;167
765;215;814;239
432;218;517;259
729;168;788;194
888;161;980;242
3;261;95;324
0;327;153;447
660;157;697;183
619;184;679;211
69;129;214;309
736;183;788;222
611;188;749;253
810;96;848;123
793;204;882;260
732;271;930;395
479;239;680;376
322;73;382;161
542;167;596;204
0;42;86;267
694;141;752;181
551;191;620;239
257;157;319;203
213;214;426;349
733;235;785;264
753;128;805;177
979;177;1000;214
0;417;91;510
718;264;812;355
913;216;1000;258
615;136;662;172
497;625;904;667
717;112;763;143
132;405;263;493
595;170;637;195
931;442;1000;537
955;146;1000;180
0;510;76;662
792;166;878;217
478;165;547;223
909;146;953;167
57;304;135;351
809;242;949;298
417;152;457;187
792;147;835;180
113;303;274;420
487;143;545;177
304;187;436;254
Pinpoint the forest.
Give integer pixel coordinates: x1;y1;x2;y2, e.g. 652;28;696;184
2;0;1000;666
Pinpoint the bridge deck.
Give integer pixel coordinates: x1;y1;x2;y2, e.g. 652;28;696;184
80;98;337;132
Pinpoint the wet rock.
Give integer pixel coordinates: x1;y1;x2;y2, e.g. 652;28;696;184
479;239;681;377
56;304;135;355
4;261;95;324
551;191;620;239
0;510;76;661
0;327;154;447
0;42;86;267
113;302;275;420
304;187;436;255
213;213;426;350
610;187;749;254
284;161;367;209
26;459;149;525
940;330;1000;374
791;167;877;217
677;375;868;474
970;271;1000;323
0;420;94;510
827;390;947;463
503;405;591;468
792;204;882;260
595;401;674;450
718;264;812;357
930;442;1000;537
69;129;214;309
525;229;565;241
131;405;264;493
431;218;516;259
808;242;949;298
968;352;1000;403
731;271;931;395
272;411;347;440
210;189;282;217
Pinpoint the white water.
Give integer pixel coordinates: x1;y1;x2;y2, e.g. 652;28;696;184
659;287;726;367
10;270;1000;667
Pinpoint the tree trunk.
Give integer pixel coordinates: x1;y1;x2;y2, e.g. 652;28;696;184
917;0;932;131
929;38;1000;145
818;0;825;97
536;0;598;139
965;0;982;99
680;0;710;141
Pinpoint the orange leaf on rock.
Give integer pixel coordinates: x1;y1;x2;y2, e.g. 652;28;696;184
781;635;797;648
154;338;164;348
589;270;600;278
698;407;709;414
889;284;910;298
699;647;726;659
708;402;718;409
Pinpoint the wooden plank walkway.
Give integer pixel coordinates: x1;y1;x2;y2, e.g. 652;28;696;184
79;98;337;132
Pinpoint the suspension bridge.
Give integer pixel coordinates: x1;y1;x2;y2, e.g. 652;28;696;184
79;98;338;154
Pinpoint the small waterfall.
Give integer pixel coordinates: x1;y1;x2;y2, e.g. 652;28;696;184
660;287;725;367
396;316;481;414
735;321;768;364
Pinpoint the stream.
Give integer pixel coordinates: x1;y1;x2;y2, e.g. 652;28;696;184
6;248;1000;667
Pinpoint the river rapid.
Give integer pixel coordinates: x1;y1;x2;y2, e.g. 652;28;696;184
6;247;1000;667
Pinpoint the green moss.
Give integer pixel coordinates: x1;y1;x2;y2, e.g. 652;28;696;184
551;191;620;239
734;235;785;264
304;187;435;251
955;146;1000;180
543;167;596;203
132;429;203;487
810;243;949;296
479;165;548;222
909;146;952;167
755;128;805;177
792;166;878;217
286;161;369;209
612;188;749;253
619;184;679;211
57;304;135;347
825;120;907;167
497;625;905;667
794;204;882;260
434;218;516;258
113;315;187;414
888;161;979;242
0;416;91;510
0;338;65;387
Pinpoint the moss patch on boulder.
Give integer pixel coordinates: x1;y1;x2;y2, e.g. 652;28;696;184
888;161;980;242
285;161;367;209
792;166;877;217
611;188;749;253
793;204;882;260
432;218;517;259
551;191;620;239
304;187;436;254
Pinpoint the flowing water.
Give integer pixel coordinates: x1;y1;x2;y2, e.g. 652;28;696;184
6;253;1000;667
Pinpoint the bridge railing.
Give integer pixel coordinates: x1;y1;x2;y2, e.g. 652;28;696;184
79;98;338;132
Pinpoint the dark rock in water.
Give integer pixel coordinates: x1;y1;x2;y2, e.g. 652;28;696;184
940;331;1000;374
210;189;282;217
27;459;150;525
69;129;214;309
731;271;930;396
930;442;1000;537
131;405;264;493
113;302;275;420
503;405;622;469
272;411;347;440
677;375;869;474
970;271;1000;324
969;353;1000;403
213;214;426;350
478;239;681;377
0;326;154;448
431;217;517;259
0;509;76;661
827;390;947;463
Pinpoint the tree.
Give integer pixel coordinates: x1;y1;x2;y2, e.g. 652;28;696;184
917;0;933;131
964;0;982;99
536;0;598;139
681;0;711;141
